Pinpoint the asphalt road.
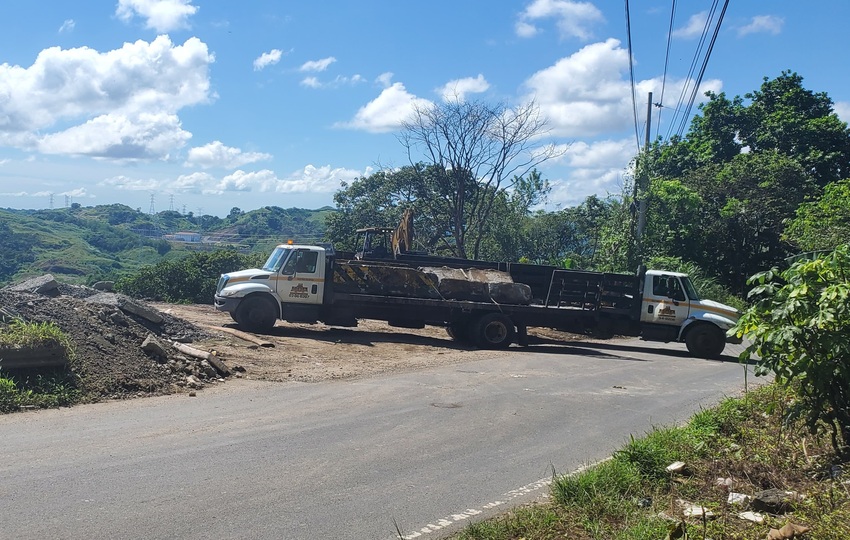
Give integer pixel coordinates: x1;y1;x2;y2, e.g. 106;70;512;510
0;339;756;540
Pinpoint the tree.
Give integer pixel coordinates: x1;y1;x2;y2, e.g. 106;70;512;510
735;245;850;456
325;167;418;252
784;179;850;252
399;99;562;258
648;72;850;290
741;71;850;188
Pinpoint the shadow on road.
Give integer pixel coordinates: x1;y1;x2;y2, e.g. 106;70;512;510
525;335;756;365
227;323;755;365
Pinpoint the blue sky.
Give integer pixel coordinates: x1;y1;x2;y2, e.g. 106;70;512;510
1;1;848;217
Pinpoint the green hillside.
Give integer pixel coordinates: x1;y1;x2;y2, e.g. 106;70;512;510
0;204;331;286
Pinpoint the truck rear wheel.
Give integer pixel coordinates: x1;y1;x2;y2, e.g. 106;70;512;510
685;324;725;359
473;313;515;349
235;295;278;334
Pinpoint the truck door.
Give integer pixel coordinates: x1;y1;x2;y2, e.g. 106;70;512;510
278;248;325;305
640;275;690;327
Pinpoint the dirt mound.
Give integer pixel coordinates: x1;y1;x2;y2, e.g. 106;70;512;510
0;275;220;402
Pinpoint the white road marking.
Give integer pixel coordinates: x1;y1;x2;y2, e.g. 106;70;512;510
396;460;608;540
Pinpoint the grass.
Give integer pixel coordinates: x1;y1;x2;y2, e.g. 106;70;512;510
451;384;850;540
0;320;80;412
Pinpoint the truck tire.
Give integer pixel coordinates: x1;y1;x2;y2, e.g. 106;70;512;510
235;295;278;334
685;324;725;359
472;313;515;349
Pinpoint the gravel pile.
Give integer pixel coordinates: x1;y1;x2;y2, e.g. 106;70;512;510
0;275;225;401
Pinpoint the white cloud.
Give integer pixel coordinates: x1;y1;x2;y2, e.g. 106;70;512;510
253;49;282;71
438;74;490;102
58;19;75;33
341;82;433;133
0;36;213;159
375;72;394;88
299;57;336;72
300;74;365;89
673;11;708;39
834;102;850;123
172;171;216;193
116;0;198;33
543;138;634;206
516;0;604;40
270;164;363;193
737;15;784;37
301;76;321;88
38;112;191;160
100;175;160;191
523;39;721;138
185;141;272;169
211;166;362;194
60;187;91;198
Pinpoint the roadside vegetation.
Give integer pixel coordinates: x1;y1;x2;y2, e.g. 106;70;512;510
0;321;79;412
451;384;849;540
449;243;850;539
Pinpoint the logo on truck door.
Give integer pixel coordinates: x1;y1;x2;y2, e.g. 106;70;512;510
289;284;310;299
657;305;676;321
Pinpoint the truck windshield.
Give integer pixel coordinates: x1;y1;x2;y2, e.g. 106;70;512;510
262;247;291;272
682;277;701;301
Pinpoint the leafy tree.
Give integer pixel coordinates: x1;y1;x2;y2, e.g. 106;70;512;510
649;72;850;289
400;99;562;258
642;179;702;262
784;179;850;252
116;250;264;304
325;167;417;252
740;71;850;188
734;244;850;456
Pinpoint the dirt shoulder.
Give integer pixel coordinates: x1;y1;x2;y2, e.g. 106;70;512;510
151;303;597;384
153;303;490;383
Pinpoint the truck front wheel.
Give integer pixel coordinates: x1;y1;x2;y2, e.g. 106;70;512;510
473;313;515;349
685;324;725;359
235;295;278;334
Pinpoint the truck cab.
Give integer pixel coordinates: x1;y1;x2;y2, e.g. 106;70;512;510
639;270;740;358
215;244;329;331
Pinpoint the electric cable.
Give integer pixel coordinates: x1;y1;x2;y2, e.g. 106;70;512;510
625;0;641;152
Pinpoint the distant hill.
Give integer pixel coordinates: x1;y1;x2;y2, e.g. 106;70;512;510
0;204;332;286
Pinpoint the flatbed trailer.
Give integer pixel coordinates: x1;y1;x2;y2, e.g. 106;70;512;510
215;243;741;358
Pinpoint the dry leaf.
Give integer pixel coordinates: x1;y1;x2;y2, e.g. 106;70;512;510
765;521;811;539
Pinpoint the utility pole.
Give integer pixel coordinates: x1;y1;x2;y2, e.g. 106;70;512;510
634;91;653;265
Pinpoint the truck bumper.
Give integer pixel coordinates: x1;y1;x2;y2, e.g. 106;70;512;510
214;295;241;314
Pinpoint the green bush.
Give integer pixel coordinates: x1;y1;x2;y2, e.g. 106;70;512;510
116;249;265;304
735;243;850;456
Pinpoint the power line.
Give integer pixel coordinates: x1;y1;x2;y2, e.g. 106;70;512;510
655;0;677;141
674;0;730;140
665;0;721;141
624;0;641;153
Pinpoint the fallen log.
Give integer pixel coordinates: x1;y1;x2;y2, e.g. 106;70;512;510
172;342;232;377
202;324;275;347
172;341;211;360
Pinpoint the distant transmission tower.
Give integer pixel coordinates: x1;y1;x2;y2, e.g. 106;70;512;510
65;195;70;208
49;193;54;209
169;194;174;212
182;204;187;215
149;193;156;215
